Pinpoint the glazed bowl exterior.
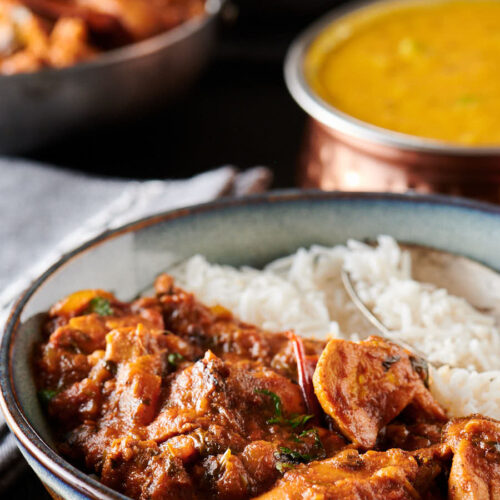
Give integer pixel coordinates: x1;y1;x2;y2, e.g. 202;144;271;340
284;0;500;202
3;191;500;498
0;0;222;154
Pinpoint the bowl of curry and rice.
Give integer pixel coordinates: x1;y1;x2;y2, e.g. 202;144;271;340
285;0;500;202
0;0;223;153
2;190;500;499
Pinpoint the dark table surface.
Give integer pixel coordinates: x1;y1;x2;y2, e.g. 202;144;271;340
4;2;345;497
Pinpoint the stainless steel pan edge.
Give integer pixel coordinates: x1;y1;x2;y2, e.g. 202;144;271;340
0;0;223;153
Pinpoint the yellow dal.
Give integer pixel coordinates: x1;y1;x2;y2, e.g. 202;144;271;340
306;0;500;145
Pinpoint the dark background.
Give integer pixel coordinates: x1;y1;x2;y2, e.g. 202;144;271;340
24;1;343;188
6;1;343;497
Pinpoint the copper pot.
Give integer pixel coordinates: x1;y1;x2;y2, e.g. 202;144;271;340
284;0;500;203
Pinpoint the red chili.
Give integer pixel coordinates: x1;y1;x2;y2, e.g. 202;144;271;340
287;331;323;423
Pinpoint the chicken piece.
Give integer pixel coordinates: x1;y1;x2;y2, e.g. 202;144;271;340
24;0;202;42
146;351;308;444
23;0;130;39
313;336;445;449
65;349;330;499
48;16;93;67
80;0;165;40
379;422;444;451
444;416;500;500
240;441;281;494
104;324;201;427
145;352;337;498
256;448;438;500
0;0;49;73
155;274;326;378
0;49;42;73
105;324;165;362
411;444;451;496
36;298;175;390
115;354;162;426
0;1;49;54
49;314;108;354
43;324;194;430
101;437;196;500
201;449;251;500
49;376;102;426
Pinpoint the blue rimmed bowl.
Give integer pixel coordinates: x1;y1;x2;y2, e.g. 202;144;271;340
2;190;500;499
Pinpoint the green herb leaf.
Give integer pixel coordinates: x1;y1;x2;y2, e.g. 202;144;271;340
167;352;185;368
275;462;295;473
288;414;314;429
269;413;314;428
88;297;113;316
255;389;283;418
298;428;317;438
298;428;323;449
38;389;58;406
276;447;312;464
256;389;314;429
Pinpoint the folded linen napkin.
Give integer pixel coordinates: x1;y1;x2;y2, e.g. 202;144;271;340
0;158;272;488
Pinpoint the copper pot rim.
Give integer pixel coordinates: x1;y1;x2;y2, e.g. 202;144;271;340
284;0;500;158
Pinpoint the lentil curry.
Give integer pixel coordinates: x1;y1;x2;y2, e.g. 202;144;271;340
306;0;500;146
34;274;500;499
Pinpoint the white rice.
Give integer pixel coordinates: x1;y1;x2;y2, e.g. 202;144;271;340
169;236;500;419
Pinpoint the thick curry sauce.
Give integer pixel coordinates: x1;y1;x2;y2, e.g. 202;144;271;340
34;274;500;499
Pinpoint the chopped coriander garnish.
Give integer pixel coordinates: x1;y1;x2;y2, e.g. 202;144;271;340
298;428;323;448
255;389;314;429
288;414;314;429
255;389;283;418
279;429;325;471
269;412;314;428
275;462;295;473
88;297;112;316
298;428;317;438
167;352;185;368
275;447;312;464
38;389;58;406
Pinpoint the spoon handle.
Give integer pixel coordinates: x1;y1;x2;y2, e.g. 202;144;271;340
341;268;436;367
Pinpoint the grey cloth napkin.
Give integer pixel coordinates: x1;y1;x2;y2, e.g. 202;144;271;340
0;158;272;488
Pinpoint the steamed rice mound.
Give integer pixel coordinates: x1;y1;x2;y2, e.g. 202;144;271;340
170;236;500;420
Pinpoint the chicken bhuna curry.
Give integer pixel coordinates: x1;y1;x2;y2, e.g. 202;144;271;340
34;274;500;499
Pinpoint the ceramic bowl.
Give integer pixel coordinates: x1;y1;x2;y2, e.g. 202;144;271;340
2;190;500;499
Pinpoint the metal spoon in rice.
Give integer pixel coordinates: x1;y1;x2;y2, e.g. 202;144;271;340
341;243;500;370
